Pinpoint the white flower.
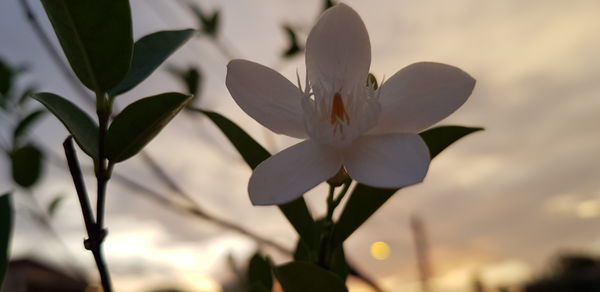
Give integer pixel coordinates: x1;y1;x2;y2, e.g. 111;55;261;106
226;4;475;205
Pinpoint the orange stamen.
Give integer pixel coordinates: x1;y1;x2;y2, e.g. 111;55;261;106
330;93;350;125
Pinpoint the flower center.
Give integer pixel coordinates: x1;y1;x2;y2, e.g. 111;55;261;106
330;92;350;135
301;79;381;147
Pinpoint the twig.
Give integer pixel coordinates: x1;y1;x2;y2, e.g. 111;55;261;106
44;144;293;255
63;137;112;291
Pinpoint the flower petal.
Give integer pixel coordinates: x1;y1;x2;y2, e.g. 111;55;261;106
306;4;371;91
370;62;476;134
226;59;307;138
343;134;430;188
249;140;342;205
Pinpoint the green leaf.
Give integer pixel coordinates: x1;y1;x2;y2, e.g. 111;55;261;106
282;25;302;58
275;261;348;292
47;195;65;218
40;0;133;92
331;126;483;246
110;29;196;96
106;92;192;162
247;253;272;291
10;144;44;188
0;193;13;287
12;109;46;147
32;92;98;159
191;109;316;243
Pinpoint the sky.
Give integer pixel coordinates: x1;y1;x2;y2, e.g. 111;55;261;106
1;0;600;291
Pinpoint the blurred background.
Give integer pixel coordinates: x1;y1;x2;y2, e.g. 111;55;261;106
1;0;600;291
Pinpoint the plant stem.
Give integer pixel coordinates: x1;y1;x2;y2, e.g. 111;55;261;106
92;247;111;292
63;137;112;292
95;91;111;229
94;91;113;292
326;181;351;222
320;181;352;268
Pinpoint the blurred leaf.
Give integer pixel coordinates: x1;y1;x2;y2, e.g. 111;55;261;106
169;66;203;98
190;109;316;243
366;73;378;90
32;92;98;159
190;5;220;37
331;126;483;246
47;195;65;218
247;253;272;291
106;92;191;162
0;192;13;287
275;261;348;292
12;109;46;147
0;59;13;98
40;0;133;92
110;29;196;96
282;25;302;58
10;144;44;188
17;85;37;106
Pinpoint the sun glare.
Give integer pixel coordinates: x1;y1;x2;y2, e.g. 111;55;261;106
370;241;391;260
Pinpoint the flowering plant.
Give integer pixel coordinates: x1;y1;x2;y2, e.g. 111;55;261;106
227;4;476;206
221;4;480;290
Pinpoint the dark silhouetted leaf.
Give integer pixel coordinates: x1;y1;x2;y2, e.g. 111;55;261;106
0;193;13;287
47;195;65;218
247;253;272;291
331;126;483;246
10;144;44;188
275;261;348;292
110;29;196;96
106;92;192;162
190;109;316;244
282;25;302;58
420;126;484;158
32;92;98;159
13;109;46;146
41;0;133;91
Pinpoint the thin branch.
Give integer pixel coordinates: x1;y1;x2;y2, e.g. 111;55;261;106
63;137;112;291
45;145;293;255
